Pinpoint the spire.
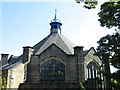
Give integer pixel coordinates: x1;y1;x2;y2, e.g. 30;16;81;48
53;9;58;22
50;10;62;34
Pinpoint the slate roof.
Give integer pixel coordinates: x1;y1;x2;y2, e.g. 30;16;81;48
1;55;22;69
8;55;19;64
83;50;89;56
33;33;75;55
83;47;95;56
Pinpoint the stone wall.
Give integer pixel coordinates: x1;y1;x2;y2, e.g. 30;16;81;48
19;82;80;89
27;44;79;83
23;45;103;89
84;48;102;80
1;54;9;66
7;64;24;88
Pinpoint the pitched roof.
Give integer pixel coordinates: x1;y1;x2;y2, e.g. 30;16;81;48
33;33;75;55
83;50;89;56
83;47;95;56
1;55;22;69
8;55;19;64
83;47;102;60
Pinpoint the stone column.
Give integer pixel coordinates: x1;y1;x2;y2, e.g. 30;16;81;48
22;46;33;64
74;46;85;83
1;54;9;66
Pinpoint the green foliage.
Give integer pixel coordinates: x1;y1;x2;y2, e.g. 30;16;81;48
98;1;120;29
2;77;7;89
111;70;120;89
0;71;2;89
75;0;120;11
96;32;120;69
75;0;98;9
79;82;86;90
75;0;120;89
0;72;7;90
96;1;120;89
97;69;111;78
96;32;120;89
111;79;120;90
83;1;98;9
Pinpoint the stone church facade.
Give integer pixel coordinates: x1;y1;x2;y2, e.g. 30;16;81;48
0;11;104;89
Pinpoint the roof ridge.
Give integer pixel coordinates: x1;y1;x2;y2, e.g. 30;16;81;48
33;34;51;53
60;34;75;46
34;33;75;55
60;34;75;53
58;34;74;54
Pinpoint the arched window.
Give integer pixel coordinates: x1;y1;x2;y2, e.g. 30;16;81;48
40;59;65;82
86;62;100;79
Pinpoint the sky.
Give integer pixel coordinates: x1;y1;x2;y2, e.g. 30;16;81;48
1;0;116;71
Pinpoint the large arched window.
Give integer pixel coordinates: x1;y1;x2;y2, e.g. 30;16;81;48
86;62;100;79
40;59;65;81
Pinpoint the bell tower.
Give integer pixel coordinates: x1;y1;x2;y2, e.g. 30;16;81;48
50;9;62;34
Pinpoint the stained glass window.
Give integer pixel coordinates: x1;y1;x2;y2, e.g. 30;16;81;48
40;59;65;81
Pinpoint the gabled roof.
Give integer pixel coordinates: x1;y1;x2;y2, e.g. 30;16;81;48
8;55;19;64
83;47;94;57
83;47;102;60
33;33;75;55
1;55;22;69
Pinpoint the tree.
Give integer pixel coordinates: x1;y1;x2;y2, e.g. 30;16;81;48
75;0;120;89
75;0;120;11
75;0;98;9
96;32;120;89
96;1;120;89
98;1;120;29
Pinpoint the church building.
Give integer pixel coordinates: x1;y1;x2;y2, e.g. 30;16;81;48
1;10;104;89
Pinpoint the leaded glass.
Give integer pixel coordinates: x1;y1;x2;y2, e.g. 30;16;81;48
40;59;65;81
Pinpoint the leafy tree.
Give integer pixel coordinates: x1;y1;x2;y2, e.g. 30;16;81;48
75;0;98;9
98;1;120;29
96;32;120;89
96;1;120;89
75;0;120;89
75;0;120;11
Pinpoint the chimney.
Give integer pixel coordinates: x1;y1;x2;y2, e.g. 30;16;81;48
22;46;33;64
74;46;85;82
1;54;9;66
74;46;84;56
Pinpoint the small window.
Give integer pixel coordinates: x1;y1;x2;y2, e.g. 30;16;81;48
54;25;57;29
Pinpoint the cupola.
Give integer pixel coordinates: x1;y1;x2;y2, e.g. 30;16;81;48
50;9;62;34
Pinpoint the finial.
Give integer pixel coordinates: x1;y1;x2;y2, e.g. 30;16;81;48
55;9;57;13
53;9;58;22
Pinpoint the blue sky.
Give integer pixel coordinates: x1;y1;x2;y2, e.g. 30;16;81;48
1;1;114;56
1;0;116;72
